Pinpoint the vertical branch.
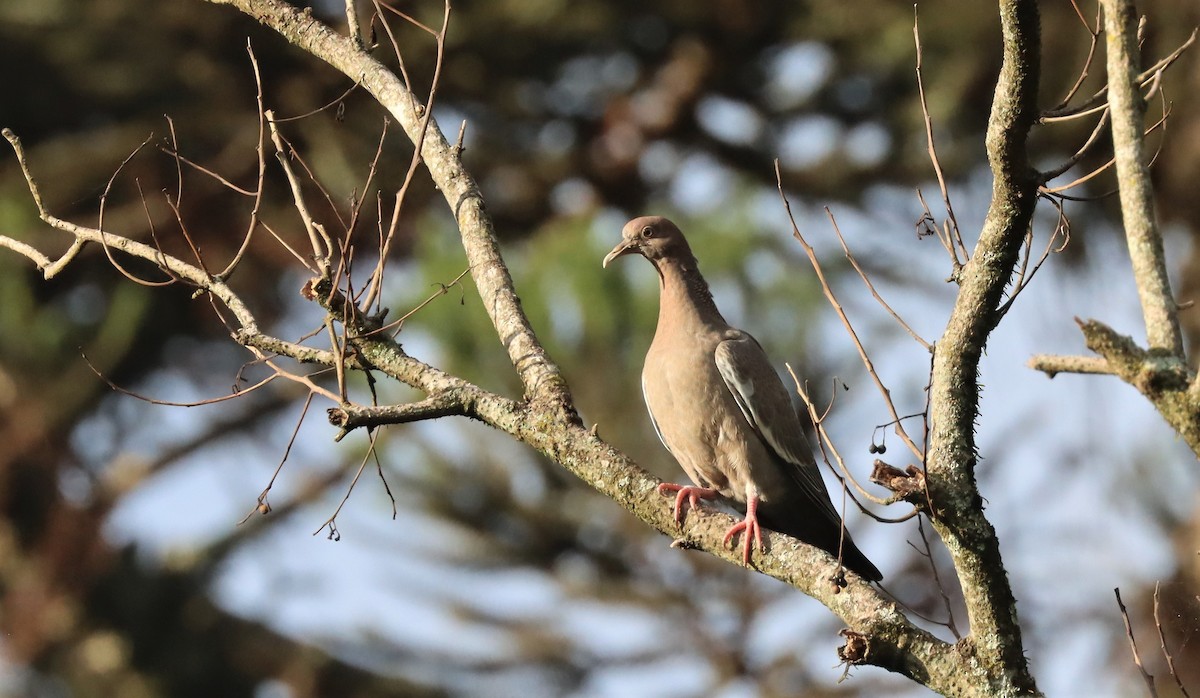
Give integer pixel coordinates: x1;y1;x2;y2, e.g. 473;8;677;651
924;0;1041;693
1100;0;1184;357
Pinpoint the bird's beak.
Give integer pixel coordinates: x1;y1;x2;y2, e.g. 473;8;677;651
602;239;638;268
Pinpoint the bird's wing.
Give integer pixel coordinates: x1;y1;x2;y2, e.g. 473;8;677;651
714;331;841;522
641;372;673;457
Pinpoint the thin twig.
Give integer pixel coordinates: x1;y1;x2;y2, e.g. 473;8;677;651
914;8;966;264
1051;0;1102;112
1152;582;1192;698
1040;27;1197;121
1115;587;1158;697
788;365;921;522
217;41;269;280
345;118;390;254
266;109;333;270
776;162;923;461
84;352;278;406
93;134;180;287
360;0;451;313
996;196;1070;316
827;209;931;351
239;392;315;524
271;82;362;123
918;515;961;639
313;427;383;539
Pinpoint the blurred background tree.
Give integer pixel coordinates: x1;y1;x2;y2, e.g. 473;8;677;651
1;0;1198;696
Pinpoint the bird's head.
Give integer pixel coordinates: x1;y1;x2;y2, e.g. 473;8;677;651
602;216;691;268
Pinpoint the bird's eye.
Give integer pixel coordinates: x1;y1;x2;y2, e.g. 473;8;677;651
641;226;654;239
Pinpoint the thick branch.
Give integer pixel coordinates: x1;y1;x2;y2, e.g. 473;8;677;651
328;394;468;436
924;0;1041;693
1076;319;1200;455
1100;0;1184;357
205;0;577;421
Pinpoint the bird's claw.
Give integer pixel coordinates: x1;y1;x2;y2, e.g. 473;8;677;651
722;496;765;565
655;482;717;526
722;519;764;565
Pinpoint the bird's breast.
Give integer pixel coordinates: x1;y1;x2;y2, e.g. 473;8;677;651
642;337;761;501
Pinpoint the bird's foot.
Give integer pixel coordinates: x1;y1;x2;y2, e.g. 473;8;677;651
655;483;718;526
722;496;764;565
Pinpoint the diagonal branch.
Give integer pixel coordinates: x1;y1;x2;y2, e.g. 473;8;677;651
205;0;577;421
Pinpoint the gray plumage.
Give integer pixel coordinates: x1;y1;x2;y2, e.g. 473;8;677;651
603;215;881;580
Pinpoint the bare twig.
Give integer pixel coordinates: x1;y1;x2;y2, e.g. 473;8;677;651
827;210;931;351
776;163;923;462
266;109;332;272
1153;582;1192;698
313;427;383;539
345;119;390;251
996;196;1070;316
360;0;451;313
328;393;468;440
1040;27;1197;121
1052;0;1102;112
217;41;269;280
1040;108;1110;183
788;366;917;515
84;352;278;407
1115;587;1158;697
93;134;183;287
914;8;967;265
3;130;267;331
239;392;316;524
271;81;362;123
917;515;962;640
369;267;471;337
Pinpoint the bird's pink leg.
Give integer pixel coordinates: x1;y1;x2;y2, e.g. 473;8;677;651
722;495;764;565
655;482;718;525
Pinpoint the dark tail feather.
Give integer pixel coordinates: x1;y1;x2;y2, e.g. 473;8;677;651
759;507;882;581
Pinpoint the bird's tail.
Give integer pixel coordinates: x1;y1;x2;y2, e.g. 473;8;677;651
759;504;882;581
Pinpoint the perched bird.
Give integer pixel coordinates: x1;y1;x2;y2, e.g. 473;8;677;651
603;216;881;580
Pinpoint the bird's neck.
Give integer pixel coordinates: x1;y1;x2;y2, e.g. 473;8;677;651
655;257;727;332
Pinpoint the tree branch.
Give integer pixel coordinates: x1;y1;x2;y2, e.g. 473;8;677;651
1029;4;1200;458
923;0;1041;693
1026;354;1112;377
3;130;263;334
1076;318;1200;454
1100;0;1184;357
205;0;577;422
3;0;1094;692
327;393;468;439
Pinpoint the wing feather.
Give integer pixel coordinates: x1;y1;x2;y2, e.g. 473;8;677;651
641;372;673;457
714;332;841;522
